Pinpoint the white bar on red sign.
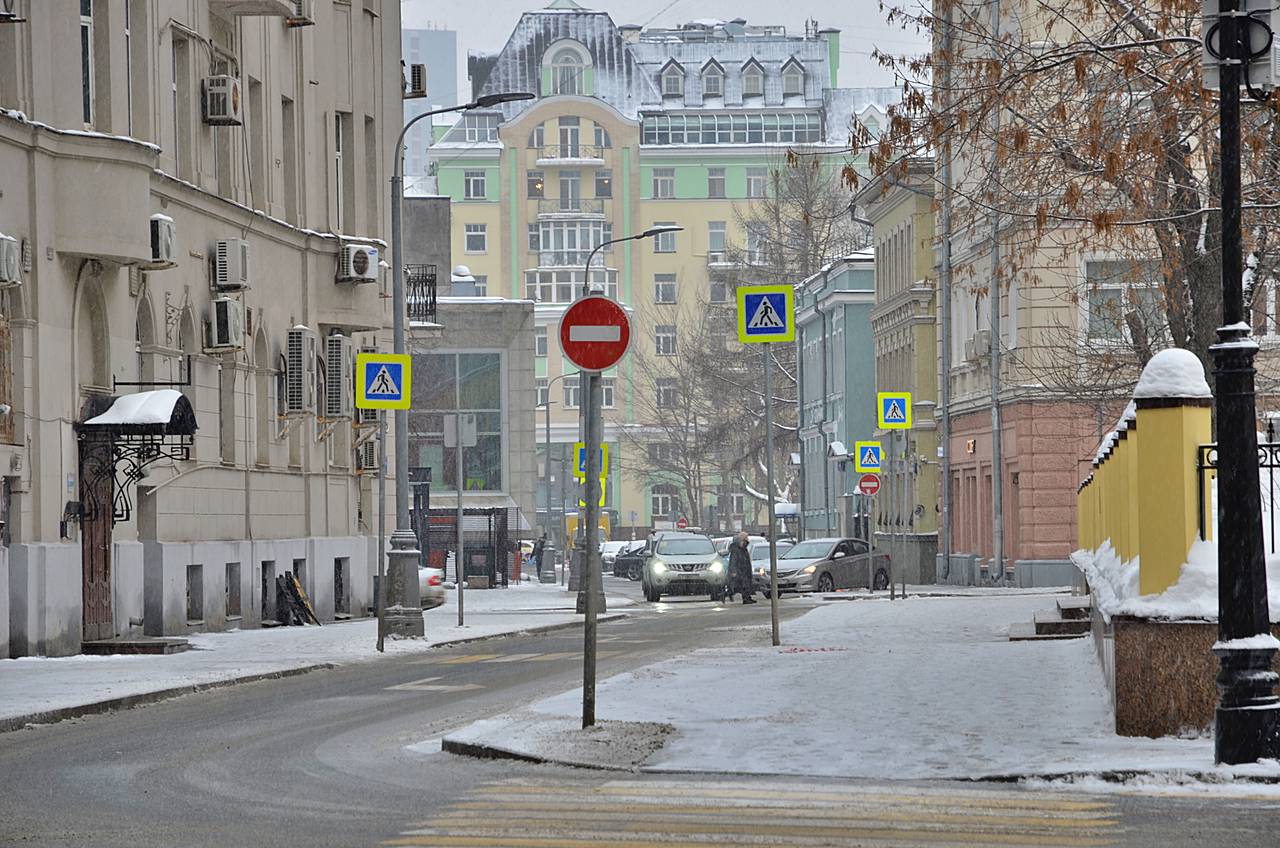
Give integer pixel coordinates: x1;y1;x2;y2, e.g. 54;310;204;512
568;325;622;343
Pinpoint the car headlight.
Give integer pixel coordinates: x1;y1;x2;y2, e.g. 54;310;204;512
708;560;725;574
651;560;667;574
802;564;817;574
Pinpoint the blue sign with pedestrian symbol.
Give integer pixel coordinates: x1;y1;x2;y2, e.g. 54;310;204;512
736;285;795;344
356;352;412;410
877;391;912;430
854;441;882;473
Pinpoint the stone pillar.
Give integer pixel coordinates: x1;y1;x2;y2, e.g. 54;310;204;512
384;528;424;638
1134;355;1212;596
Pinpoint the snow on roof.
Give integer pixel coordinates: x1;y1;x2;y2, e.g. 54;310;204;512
1133;348;1212;400
84;390;183;427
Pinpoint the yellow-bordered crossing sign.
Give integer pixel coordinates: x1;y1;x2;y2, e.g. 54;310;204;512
736;284;795;344
356;353;411;410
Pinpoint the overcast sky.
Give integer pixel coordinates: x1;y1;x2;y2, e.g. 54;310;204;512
400;0;929;104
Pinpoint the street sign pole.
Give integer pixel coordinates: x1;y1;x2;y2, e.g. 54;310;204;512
376;411;387;652
765;341;780;647
889;431;897;601
456;413;465;628
582;371;603;728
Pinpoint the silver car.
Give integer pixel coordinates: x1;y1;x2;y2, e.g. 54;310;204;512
757;537;890;595
641;532;728;602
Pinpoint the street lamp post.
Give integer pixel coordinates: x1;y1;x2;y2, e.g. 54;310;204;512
385;90;533;639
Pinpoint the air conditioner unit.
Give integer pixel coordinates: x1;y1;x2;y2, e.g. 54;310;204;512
963;337;976;362
358;437;379;471
205;297;245;351
285;0;315;27
0;234;20;288
973;328;992;357
337;244;379;283
323;334;356;418
214;238;250;291
144;214;177;270
202;75;243;126
285;325;318;414
406;64;428;99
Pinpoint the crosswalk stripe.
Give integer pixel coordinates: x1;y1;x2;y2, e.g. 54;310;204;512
388;830;1113;847
479;653;543;663
437;654;501;664
524;651;578;661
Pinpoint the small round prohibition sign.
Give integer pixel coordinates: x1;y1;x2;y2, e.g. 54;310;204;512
559;296;632;372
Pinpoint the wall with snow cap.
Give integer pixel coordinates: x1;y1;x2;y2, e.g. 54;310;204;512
1132;348;1212;400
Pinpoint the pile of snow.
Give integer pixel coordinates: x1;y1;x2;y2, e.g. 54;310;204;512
1132;348;1212;399
1074;538;1280;622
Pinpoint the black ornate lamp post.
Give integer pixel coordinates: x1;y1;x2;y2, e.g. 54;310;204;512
1207;0;1280;764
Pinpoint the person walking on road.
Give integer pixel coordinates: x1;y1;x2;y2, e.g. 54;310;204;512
531;534;546;579
728;531;756;604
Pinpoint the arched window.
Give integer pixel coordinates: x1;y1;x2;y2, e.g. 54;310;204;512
254;330;272;466
782;60;805;97
551;47;583;96
742;63;764;97
76;274;109;391
528;123;544;150
702;64;724;97
135;296;155;383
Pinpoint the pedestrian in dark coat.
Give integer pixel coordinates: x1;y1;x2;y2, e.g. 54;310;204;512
728;532;757;604
531;534;546;576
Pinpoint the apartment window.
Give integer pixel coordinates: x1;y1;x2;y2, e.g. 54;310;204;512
707;168;726;199
661;67;684;96
702;66;724;97
656;378;676;408
558;116;581;157
248;79;266;209
594;125;611;148
783;63;805;96
462;114;499;142
595;169;612;198
746;226;768;264
473;275;488;296
534;326;548;357
1086;260;1162;342
649;442;675;464
652;168;675;199
334;113;347;230
464;224;487;253
558;169;581;210
563;375;580;409
653;222;677;253
602;377;615;409
529;125;544;149
709;276;728;304
528;223;541;252
171;36;191;179
525;269;618;302
80;0;94;125
551;47;584;96
655;325;677;356
743;65;764;97
747;167;768;198
655;274;677;304
730;492;746;514
464;170;487;199
536;378;549;407
642;113;822;146
708;221;726;260
652;486;677;519
528;170;545;198
282;97;298;221
123;1;133;134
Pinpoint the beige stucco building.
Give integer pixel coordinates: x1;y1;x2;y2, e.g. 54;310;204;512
0;0;402;656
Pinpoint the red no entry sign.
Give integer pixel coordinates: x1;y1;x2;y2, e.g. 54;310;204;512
857;474;881;496
559;296;632;372
676;516;688;529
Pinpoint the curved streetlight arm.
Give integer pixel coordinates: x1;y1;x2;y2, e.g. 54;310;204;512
579;227;683;297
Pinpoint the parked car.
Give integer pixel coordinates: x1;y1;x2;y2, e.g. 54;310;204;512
601;540;629;574
755;537;889;595
417;566;445;609
714;535;766;558
612;539;649;579
640;532;728;602
749;539;794;567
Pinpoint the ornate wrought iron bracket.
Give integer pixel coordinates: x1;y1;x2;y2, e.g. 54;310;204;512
81;433;193;525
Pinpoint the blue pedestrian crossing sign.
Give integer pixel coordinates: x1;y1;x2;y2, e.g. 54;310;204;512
356;352;411;410
854;441;882;473
877;391;912;430
737;284;795;344
573;442;610;480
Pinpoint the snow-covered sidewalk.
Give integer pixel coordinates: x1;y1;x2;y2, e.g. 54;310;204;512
443;592;1280;783
1;580;630;729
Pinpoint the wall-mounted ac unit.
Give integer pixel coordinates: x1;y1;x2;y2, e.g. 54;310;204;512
358;438;379;471
406;64;428;99
214;238;250;291
963;337;976;362
337;243;379;283
144;214;177;270
202;75;243;126
0;233;21;289
973;328;992;357
285;325;318;414
205;297;245;351
285;0;315;27
323;334;355;418
208;0;294;19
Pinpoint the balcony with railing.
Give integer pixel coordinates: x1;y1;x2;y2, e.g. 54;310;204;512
537;197;605;218
536;249;613;268
406;263;438;323
534;144;606;166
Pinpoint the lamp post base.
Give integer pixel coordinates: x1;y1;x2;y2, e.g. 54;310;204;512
1214;645;1280;764
384;528;425;639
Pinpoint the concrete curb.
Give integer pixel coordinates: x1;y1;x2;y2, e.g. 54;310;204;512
0;663;335;734
441;736;1280;786
0;611;632;735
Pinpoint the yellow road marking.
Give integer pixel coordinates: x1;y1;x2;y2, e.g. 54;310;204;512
386;828;1114;848
525;651;578;661
437;654;500;664
469;785;1113;812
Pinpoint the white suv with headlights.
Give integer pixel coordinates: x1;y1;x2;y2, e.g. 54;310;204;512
641;532;728;603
